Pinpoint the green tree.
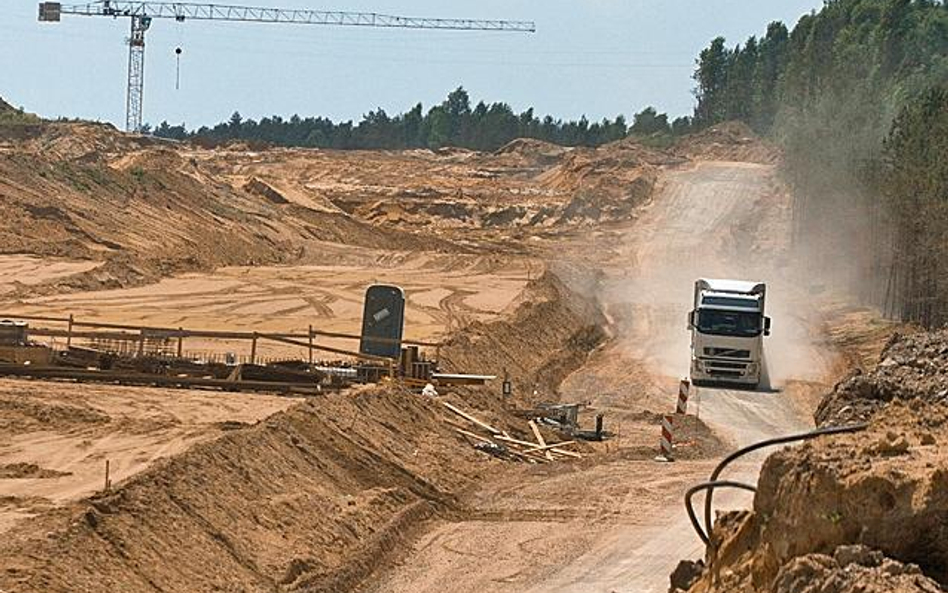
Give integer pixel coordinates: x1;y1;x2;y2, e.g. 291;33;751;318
752;21;789;130
630;107;671;135
724;37;759;122
693;37;730;127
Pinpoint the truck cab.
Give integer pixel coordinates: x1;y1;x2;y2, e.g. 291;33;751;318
688;279;771;389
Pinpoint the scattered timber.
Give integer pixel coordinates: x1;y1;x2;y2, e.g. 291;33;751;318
442;400;582;463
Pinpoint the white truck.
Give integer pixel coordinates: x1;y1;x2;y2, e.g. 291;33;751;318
688;279;771;389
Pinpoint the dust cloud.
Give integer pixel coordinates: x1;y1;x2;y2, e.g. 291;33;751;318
589;162;832;391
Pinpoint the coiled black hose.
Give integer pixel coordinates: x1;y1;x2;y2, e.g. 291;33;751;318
685;480;757;545
695;423;868;546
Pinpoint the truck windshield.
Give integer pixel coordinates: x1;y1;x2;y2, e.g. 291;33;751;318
696;309;762;337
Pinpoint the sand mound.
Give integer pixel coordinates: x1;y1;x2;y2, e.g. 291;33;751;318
441;269;606;408
534;145;666;224
0;386;483;593
0;269;607;593
0;117;687;294
677;335;948;593
0;463;71;479
674;121;779;164
22;121;155;162
772;546;941;593
685;403;948;592
494;138;570;166
0;122;448;295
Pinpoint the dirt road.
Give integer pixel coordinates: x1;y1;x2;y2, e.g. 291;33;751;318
365;161;838;593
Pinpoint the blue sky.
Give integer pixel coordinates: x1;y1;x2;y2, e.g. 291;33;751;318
1;1;823;128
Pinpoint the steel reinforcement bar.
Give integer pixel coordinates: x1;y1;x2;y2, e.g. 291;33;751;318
0;312;441;347
0;363;322;395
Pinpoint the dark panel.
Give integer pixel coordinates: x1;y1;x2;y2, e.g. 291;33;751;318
359;284;405;359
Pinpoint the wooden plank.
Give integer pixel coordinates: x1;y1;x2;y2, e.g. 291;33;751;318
454;428;495;444
495;435;582;459
509;449;548;463
442;401;501;435
522;441;577;454
529;420;554;461
495;434;541;448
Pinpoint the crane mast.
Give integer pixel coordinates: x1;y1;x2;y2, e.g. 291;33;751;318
38;1;535;133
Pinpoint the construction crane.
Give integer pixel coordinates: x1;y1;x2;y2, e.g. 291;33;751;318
37;1;536;133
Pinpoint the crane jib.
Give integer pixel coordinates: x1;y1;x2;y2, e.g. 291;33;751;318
37;1;535;132
43;2;536;32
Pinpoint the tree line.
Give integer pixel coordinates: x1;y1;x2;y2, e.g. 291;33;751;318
151;88;691;151
694;0;948;327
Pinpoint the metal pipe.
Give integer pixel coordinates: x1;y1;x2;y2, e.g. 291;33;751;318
702;423;868;545
258;333;393;363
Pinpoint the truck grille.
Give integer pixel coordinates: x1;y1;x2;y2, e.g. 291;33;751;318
704;348;751;359
708;369;743;377
706;361;747;370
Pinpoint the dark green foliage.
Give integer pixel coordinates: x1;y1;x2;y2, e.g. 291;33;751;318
154;121;188;140
671;116;694;135
752;22;790;130
881;86;948;326
154;87;644;151
693;37;730;127
630;107;671;135
692;0;948;326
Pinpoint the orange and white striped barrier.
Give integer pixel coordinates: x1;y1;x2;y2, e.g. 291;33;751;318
656;414;675;461
677;378;690;415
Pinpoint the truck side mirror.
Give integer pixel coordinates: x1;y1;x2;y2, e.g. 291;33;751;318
688;310;696;329
764;316;772;336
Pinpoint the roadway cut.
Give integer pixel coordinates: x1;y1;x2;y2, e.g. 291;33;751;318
365;161;840;593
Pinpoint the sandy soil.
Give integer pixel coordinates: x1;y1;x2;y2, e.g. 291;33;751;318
0;252;537;538
364;161;843;593
0;123;857;592
0;254;101;294
0;252;538;360
0;270;607;593
0;120;662;299
0;378;296;535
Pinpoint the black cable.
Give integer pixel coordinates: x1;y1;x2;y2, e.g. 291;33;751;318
702;423;868;544
686;480;757;545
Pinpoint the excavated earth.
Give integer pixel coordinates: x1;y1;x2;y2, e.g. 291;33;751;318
0;109;813;593
678;329;948;593
0;118;672;296
0;271;607;593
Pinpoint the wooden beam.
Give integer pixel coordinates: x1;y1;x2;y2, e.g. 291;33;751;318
495;435;582;459
522;441;577;454
530;420;554;461
454;428;495;444
442;401;501;435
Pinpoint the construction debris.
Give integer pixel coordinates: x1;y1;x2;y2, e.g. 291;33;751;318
442;400;583;463
533;402;606;441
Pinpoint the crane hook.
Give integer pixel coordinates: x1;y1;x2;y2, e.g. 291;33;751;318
175;47;183;90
